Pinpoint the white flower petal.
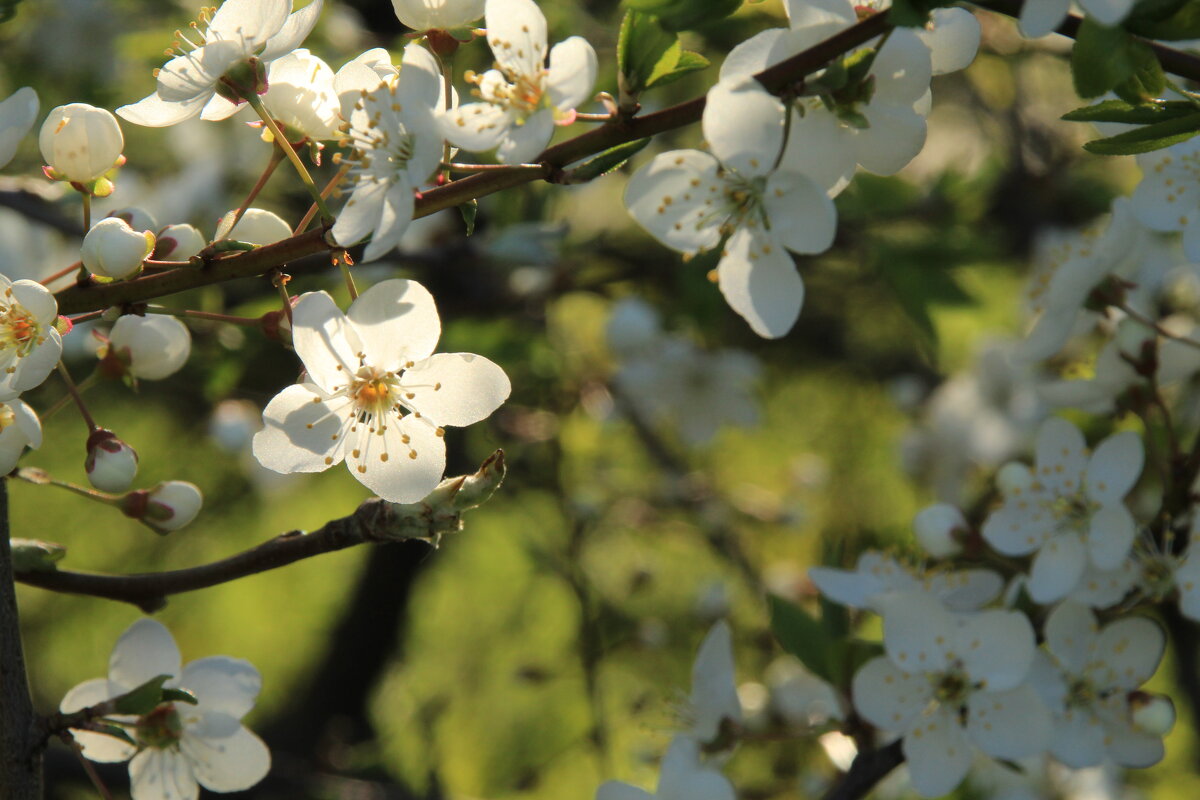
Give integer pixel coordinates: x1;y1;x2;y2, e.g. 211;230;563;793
1018;0;1070;37
346;278;441;370
109;618;181;692
181;725;271;792
903;708;972;798
920;8;980;75
129;747;198;800
717;226;805;339
1080;0;1134;26
156;40;243;103
883;593;954;674
689;621;742;743
484;0;547;78
779;108;856;196
0;87;38;170
720;29;790;82
252;383;350;473
117;92;210;128
1087;504;1137;571
441;101;511;153
703;79;784;178
1104;712;1165;767
1029;533;1088;604
397;42;443;110
61;678;137;763
11;280;58;325
332;177;390;249
1034;416;1088;494
258;0;325;62
1044;600;1098;674
763;171;837;255
1051;708;1108;767
497;108;554;163
624;150;723;255
851;656;928;732
967;684;1051;759
1091;615;1164;690
852;102;926;175
361;180;416;263
956;609;1036;691
808;565;884;609
346;413;445;502
1086;431;1143;504
871;30;933;106
291;291;363;392
400;353;511;428
547;37;597;112
180;657;261;721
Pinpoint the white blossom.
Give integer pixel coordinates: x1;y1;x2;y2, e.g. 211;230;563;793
0;87;39;170
684;621;742;748
39;102;124;185
81;217;154;280
257;48;341;142
60;618;270;800
0;275;63;399
595;736;735;800
1018;0;1133;38
252;279;510;502
625;80;837;338
851;593;1051;797
441;0;597;163
117;0;324;128
332;43;444;262
981;418;1144;604
1028;601;1167;768
1131;138;1200;262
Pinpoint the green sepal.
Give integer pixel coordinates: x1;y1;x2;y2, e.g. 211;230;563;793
9;539;66;572
112;675;173;716
458;199;478;236
767;594;836;683
1082;111;1200;154
1062;99;1196;124
84;723;137;747
161;688;198;706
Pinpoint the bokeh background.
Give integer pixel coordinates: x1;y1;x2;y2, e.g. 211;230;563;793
2;0;1191;798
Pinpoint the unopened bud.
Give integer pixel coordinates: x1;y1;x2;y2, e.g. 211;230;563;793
39;103;124;186
913;503;966;557
81;217;154;279
153;224;206;260
1130;691;1175;736
107;207;159;234
226;208;293;245
108;314;191;380
122;480;203;534
86;428;139;493
259;296;299;346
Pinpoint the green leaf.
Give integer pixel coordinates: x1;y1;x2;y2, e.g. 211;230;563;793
1071;20;1142;99
458;199;478;236
647;50;711;90
1062;99;1196;124
112;675;173;715
768;595;835;682
1082;111;1200;154
617;11;681;96
1113;41;1166;103
161;688;198;705
564;139;651;183
1126;0;1200;40
9;539;66;572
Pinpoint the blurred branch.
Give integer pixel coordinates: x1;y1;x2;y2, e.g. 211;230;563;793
0;188;84;237
15;452;505;612
821;741;904;800
0;480;42;799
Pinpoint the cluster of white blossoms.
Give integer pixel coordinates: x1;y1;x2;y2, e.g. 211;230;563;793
606;298;761;446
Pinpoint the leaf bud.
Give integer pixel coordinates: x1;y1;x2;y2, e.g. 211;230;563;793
81;217;154;280
85;428;139;493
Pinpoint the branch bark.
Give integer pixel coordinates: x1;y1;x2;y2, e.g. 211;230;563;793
822;741;904;800
0;480;42;799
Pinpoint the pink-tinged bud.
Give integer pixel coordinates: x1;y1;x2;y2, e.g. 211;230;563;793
913;503;966;557
39;103;123;185
85;428;139;493
153;224;206;261
1130;691;1175;736
81;217;154;279
108;315;191;380
122;480;203;534
259;296;299;346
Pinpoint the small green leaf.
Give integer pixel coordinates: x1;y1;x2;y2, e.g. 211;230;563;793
617;10;680;96
1083;111;1200;155
625;0;741;31
768;595;835;682
161;688;198;705
1071;20;1141;99
1062;99;1196;124
1127;0;1200;40
564;138;651;183
1113;41;1166;104
112;675;173;715
458;199;478;236
646;50;710;90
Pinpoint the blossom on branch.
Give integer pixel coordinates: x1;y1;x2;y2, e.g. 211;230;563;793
60;618;270;800
252;279;511;503
117;0;324;128
440;0;597;163
0;274;63;399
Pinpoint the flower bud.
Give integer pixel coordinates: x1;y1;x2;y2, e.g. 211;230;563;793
913;503;966;557
1130;691;1175;736
996;461;1034;494
108;314;191;380
39;103;124;184
107;207;159;234
122;480;203;534
226;208;293;245
85;428;139;493
153;224;206;261
81;217;154;279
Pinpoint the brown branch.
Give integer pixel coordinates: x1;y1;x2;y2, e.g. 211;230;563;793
822;740;905;800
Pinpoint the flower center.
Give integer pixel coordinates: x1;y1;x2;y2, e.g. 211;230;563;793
0;301;42;360
350;367;400;418
136;703;184;749
932;668;970;706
